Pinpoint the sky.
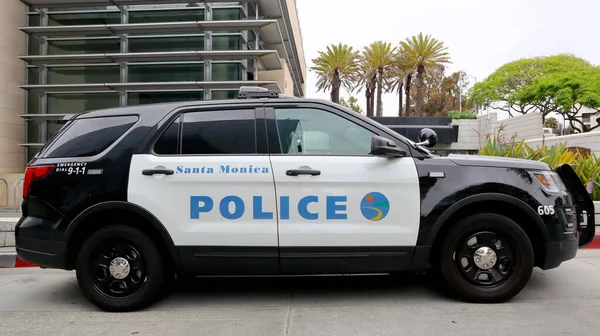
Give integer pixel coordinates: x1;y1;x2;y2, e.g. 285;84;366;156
294;0;600;120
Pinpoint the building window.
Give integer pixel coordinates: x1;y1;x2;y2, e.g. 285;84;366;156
180;110;256;155
27;120;40;144
213;8;242;20
213;35;241;50
128;92;204;105
27;68;39;85
47;121;65;140
28;14;41;26
48;12;121;26
128;36;205;52
48;39;121;55
47;93;120;115
27;93;40;115
47;66;120;84
129;9;205;23
128;64;204;83
583;113;591;123
211;91;237;100
212;63;241;81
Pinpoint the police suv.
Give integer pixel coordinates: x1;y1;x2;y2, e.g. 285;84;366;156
15;87;595;312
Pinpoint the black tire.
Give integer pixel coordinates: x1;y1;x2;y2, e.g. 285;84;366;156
438;213;534;303
75;225;165;312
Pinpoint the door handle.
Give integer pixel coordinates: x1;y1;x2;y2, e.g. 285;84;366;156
286;169;321;176
142;169;174;176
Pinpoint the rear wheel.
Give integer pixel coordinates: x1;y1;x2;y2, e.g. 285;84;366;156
75;225;165;312
438;213;534;303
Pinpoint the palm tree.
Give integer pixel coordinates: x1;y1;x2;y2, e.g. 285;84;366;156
359;41;397;117
385;46;413;116
310;43;361;104
354;63;377;116
400;33;451;116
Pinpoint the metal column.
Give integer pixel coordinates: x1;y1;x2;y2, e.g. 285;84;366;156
203;2;213;100
38;8;49;144
119;5;128;107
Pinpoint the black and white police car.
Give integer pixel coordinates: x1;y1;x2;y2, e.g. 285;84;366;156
15;87;595;312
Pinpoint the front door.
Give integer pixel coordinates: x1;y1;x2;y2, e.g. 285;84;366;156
265;104;421;274
128;106;279;274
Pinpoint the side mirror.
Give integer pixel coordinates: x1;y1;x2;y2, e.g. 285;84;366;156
415;128;438;148
370;136;407;157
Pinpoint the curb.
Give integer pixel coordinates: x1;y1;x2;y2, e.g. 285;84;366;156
582;233;600;249
0;233;599;268
0;252;37;268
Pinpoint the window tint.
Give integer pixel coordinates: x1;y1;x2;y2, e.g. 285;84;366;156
154;116;181;155
39;115;138;158
181;110;255;155
274;108;376;155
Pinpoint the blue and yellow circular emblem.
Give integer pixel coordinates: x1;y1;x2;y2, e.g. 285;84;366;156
360;192;390;221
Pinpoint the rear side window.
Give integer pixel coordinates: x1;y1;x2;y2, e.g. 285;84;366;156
39;115;138;158
153;109;256;155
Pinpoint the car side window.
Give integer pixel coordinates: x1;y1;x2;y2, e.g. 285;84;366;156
274;107;376;155
153;109;256;155
39;115;138;158
180;109;257;155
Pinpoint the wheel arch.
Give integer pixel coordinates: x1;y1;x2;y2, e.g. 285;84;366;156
426;193;550;268
64;201;179;271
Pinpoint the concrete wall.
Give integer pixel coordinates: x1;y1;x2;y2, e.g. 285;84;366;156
284;0;306;96
0;1;27;211
435;111;544;152
0;1;27;176
259;57;295;96
524;131;600;155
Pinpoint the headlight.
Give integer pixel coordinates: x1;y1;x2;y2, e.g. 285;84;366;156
530;170;566;193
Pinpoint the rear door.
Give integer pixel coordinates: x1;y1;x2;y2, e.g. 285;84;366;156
264;102;421;274
128;105;280;275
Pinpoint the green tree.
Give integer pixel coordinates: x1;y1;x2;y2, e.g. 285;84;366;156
339;96;363;113
310;43;361;104
470;54;594;122
518;67;600;132
358;41;396;117
400;33;451;116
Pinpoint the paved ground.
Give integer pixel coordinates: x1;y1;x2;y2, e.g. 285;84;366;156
2;250;600;336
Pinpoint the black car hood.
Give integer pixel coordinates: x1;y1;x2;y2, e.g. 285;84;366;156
447;154;551;171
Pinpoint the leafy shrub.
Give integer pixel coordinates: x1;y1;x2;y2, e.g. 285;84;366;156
449;110;477;119
478;128;600;201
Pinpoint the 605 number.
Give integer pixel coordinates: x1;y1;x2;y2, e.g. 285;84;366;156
538;205;555;215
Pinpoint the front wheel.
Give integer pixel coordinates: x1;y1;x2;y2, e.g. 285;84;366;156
75;225;165;312
438;213;535;303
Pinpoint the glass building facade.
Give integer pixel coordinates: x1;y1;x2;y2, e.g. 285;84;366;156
19;0;306;162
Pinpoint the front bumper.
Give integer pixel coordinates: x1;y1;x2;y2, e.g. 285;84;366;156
14;216;68;269
541;238;579;270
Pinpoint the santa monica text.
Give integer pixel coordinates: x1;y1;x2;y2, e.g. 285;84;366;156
176;164;270;174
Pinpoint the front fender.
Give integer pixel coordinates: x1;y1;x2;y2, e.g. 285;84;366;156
424;192;550;246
